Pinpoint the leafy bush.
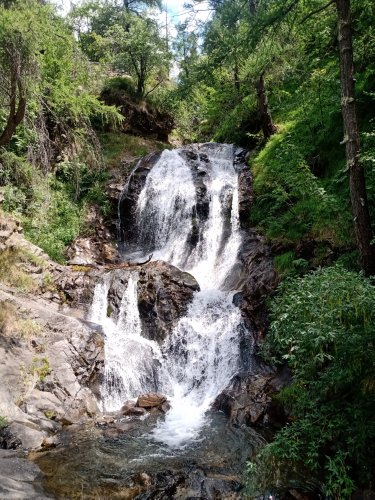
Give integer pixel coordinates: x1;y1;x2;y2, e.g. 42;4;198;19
23;178;83;263
250;266;375;497
103;76;138;98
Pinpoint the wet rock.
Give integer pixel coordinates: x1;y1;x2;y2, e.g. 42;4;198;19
113;421;133;433
121;400;136;413
42;435;61;449
96;415;115;426
132;468;242;499
238;169;253;228
107;261;199;343
136;393;167;409
234;231;278;341
120;400;147;417
160;401;171;413
119;151;162;242
123;406;147;417
214;368;290;429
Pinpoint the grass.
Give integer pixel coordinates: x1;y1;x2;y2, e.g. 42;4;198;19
17;318;42;338
99;132;167;169
31;357;51;382
0;248;38;292
0;300;44;339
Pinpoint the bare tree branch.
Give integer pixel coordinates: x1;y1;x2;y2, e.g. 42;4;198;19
300;0;334;24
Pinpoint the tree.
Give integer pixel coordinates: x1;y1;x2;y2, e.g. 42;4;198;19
104;14;170;97
173;22;199;82
335;0;375;276
0;36;27;146
0;3;38;146
122;0;161;13
255;71;277;140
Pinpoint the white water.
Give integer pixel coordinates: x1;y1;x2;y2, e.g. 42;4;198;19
89;274;162;412
89;144;252;446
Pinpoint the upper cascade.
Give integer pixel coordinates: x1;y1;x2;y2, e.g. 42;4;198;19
119;143;247;290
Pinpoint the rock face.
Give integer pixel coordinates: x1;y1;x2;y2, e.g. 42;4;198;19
0;286;104;451
119;151;162;243
67;205;119;266
214;368;290;429
234;231;278;340
0;449;51;498
106;261;199;343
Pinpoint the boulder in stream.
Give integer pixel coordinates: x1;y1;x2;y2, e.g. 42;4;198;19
136;392;167;410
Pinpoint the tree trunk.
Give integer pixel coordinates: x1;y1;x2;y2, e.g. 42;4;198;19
336;0;375;276
234;61;240;92
0;56;26;147
255;72;277;140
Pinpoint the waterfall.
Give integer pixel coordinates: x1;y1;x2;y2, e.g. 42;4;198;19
90;144;252;446
89;274;162;412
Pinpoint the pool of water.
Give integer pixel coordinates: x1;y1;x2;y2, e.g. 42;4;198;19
33;410;264;499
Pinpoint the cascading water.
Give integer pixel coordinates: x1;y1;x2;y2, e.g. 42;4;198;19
89;274;162;412
89;143;253;446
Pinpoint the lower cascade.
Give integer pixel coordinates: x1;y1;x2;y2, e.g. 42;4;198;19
89;143;254;447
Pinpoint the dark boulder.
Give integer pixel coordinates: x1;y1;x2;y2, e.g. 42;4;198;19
234;231;278;340
214;368;290;429
106;261;199;343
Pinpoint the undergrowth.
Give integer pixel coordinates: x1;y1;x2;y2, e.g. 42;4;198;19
247;265;375;498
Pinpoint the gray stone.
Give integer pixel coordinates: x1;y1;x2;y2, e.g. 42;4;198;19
0;449;51;499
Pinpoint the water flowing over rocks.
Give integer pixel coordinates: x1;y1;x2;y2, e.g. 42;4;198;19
106;261;199;343
119;151;162;243
93;143;278;448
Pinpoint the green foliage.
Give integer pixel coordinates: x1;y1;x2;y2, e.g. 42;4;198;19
0;416;8;429
253;266;375;497
31;357;51;382
273;251;308;277
103;76;138;98
250;121;350;248
22;177;84;263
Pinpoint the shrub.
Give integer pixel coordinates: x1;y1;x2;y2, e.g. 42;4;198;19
250;266;375;497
